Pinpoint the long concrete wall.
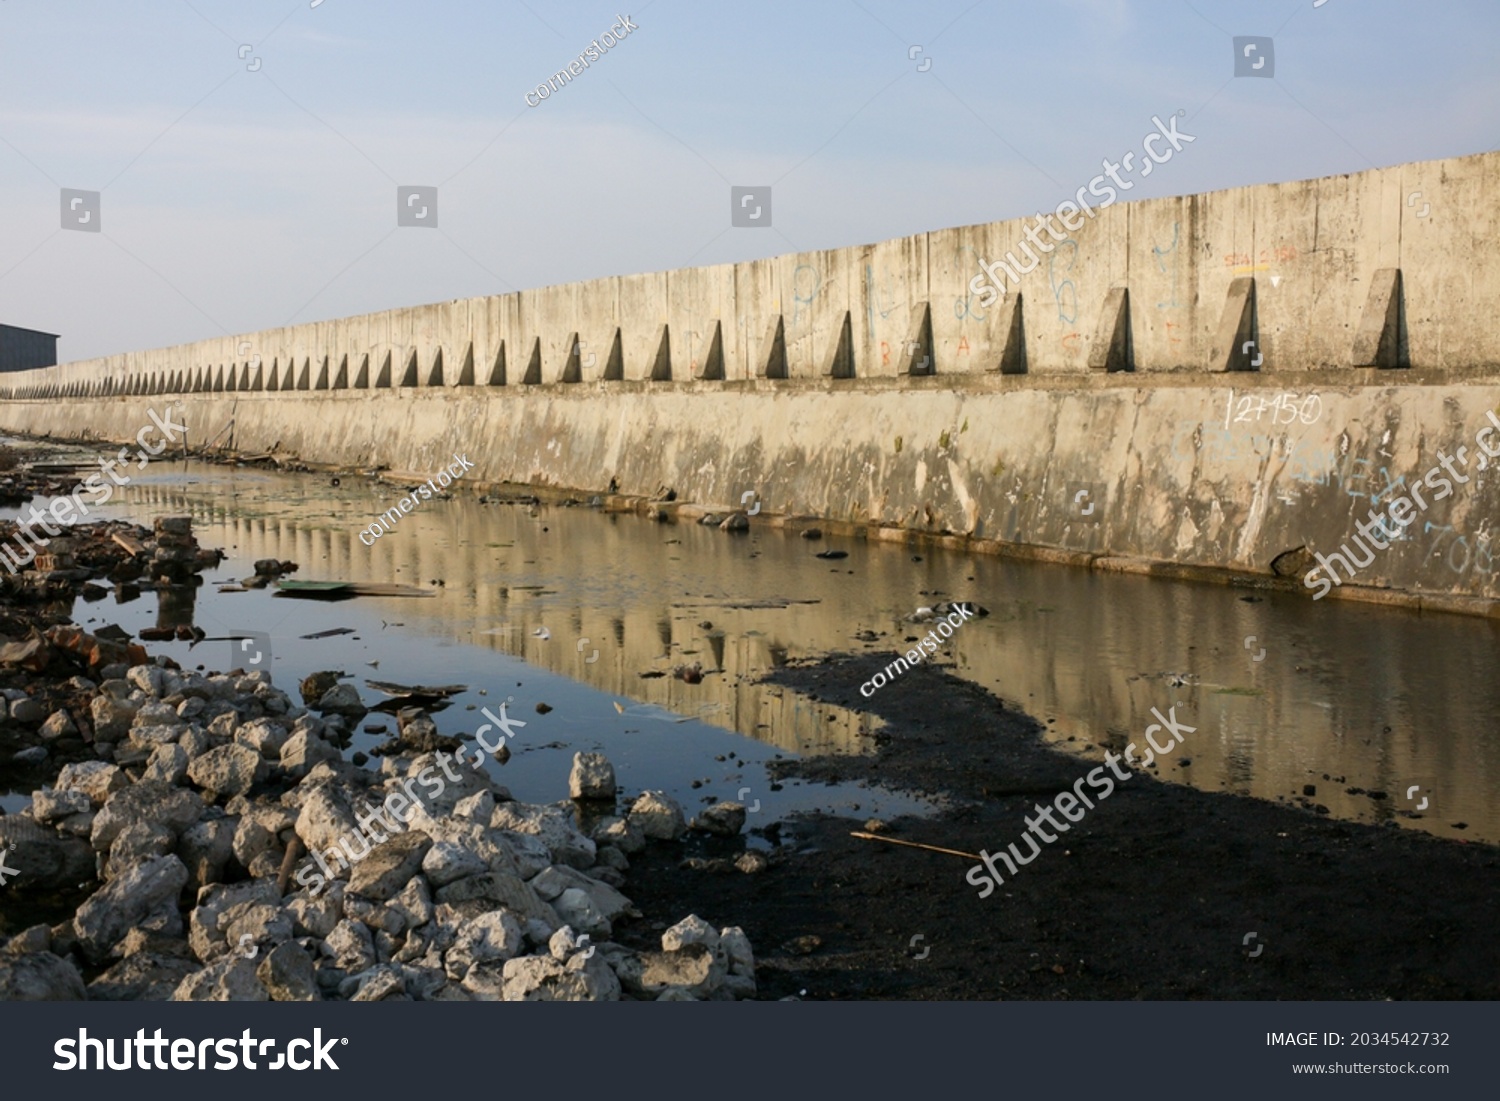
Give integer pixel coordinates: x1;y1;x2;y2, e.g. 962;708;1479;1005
3;150;1500;609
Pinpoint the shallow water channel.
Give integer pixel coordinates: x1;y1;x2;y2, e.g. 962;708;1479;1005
6;451;1500;849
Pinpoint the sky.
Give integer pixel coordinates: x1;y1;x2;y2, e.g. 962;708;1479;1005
1;0;1497;362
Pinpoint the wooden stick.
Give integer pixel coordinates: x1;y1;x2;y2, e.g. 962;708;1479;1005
849;830;981;861
276;837;306;898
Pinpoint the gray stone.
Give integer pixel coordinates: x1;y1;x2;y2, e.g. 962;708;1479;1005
568;752;616;800
91;781;204;850
75;854;189;962
349;830;432;902
551;887;611;939
3;924;51;955
178;817;236;890
188;879;280;962
591;816;645;858
628;790;687;841
294;782;362;861
134;700;185;729
434;872;557;928
55;811;95;839
231;805;295;870
54;762;125;804
388;878;434;932
490;802;596;869
39;709;78;741
279;729;341;778
286;887;344;940
257;941;321;1001
11;746;47;765
735;851;770;874
142;743;190;785
171;956;270;1001
88;951;200;1001
595;844;629;871
186;743;263;798
530;864;635;921
9;697;49;725
0;815;94;891
31;787;92;822
663;914;719;952
235;718;289;758
640;943;721;998
126;665;165;697
104;820;175;880
445;910;524;979
452;790;495;823
223;903;294;960
178;726;211;760
0;952;87;1001
129;724;183;750
692;801;746;837
421;840;487;888
494;829;552;878
720;925;755;978
317;683;367;717
499;953;620;1002
323;919;376;973
346;964;409;1002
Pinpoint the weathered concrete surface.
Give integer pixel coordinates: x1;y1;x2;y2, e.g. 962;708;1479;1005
3;150;1500;607
4;372;1499;604
5;151;1500;402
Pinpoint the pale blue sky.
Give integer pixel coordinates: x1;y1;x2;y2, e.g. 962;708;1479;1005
2;0;1497;361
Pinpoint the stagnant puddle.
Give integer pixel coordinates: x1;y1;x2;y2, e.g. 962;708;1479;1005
5;448;1500;847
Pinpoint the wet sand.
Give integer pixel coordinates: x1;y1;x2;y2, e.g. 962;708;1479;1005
624;652;1500;1000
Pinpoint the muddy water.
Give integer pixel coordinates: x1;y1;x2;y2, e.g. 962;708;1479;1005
6;452;1500;847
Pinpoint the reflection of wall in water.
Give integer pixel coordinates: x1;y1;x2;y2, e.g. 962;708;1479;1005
115;479;883;757
115;477;1500;843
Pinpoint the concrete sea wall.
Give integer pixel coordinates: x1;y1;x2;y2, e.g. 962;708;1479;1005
3;150;1499;610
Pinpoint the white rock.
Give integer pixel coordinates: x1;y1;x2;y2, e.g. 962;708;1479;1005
235;718;289;758
323;918;376;972
662;914;719;952
720;926;755;978
421;841;488;887
171;957;269;1002
593;815;646;854
142;743;189;785
490;802;596;869
39;710;78;741
452;790;495;823
56;761;126;806
31;787;91;822
568;752;616;800
692;801;746;836
551;887;611;939
628;790;687;841
74;855;189;962
445;910;524;980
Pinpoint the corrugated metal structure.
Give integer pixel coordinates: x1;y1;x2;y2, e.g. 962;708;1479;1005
0;324;59;373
